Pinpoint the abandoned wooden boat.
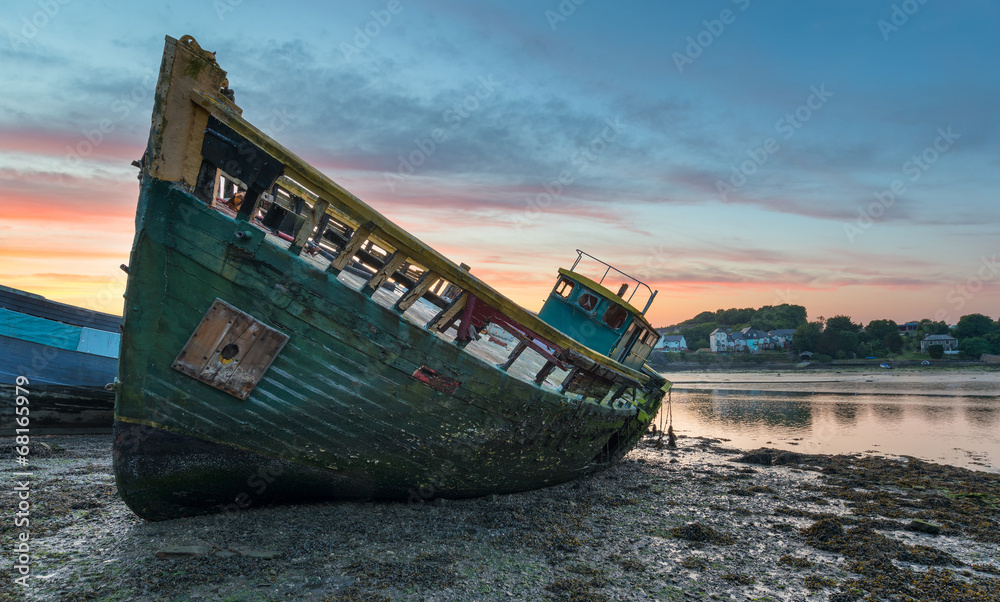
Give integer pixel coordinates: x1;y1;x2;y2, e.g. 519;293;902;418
1;284;120;433
114;35;668;521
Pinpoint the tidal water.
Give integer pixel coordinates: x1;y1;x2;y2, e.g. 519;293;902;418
658;373;1000;473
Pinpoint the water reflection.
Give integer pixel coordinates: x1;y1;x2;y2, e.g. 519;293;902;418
871;403;903;421
962;405;999;429
664;387;999;473
832;402;861;426
690;390;811;429
920;404;956;421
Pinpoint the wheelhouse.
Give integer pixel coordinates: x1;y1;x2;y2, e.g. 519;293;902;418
538;251;660;370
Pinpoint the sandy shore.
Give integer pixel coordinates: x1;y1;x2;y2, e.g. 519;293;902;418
3;434;999;601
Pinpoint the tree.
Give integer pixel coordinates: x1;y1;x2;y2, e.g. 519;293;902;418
960;337;990;359
928;344;944;359
835;331;860;358
679;322;717;351
918;319;950;336
826;315;861;333
865;319;899;342
954;314;997;340
675;304;807;331
792;322;822;353
883;332;904;353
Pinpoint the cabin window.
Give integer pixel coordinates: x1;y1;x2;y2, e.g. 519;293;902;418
577;292;599;312
602;304;628;330
555;278;575;298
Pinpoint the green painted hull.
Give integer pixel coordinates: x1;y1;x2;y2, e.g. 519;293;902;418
114;177;664;520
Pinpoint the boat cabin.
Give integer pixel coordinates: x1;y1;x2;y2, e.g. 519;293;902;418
538;251;660;370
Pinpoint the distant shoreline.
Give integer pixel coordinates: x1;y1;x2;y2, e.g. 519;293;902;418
658;366;1000;388
651;357;996;373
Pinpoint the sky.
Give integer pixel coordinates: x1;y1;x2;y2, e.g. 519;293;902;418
1;0;998;328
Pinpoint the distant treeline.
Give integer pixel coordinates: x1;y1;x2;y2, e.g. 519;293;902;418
661;306;1000;360
668;304;807;350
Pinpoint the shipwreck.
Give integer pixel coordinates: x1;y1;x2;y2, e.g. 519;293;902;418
114;35;669;520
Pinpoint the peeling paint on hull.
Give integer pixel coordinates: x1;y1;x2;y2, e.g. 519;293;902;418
113;35;666;521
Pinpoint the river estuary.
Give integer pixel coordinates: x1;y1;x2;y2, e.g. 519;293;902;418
658;368;1000;473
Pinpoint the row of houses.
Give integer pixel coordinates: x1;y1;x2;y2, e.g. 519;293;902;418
709;327;795;353
655;329;963;355
652;327;796;353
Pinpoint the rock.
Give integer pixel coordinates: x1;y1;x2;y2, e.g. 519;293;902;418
802;518;845;546
773;451;803;465
155;545;213;559
737;452;772;466
908;519;941;535
214;550;237;558
432;497;446;507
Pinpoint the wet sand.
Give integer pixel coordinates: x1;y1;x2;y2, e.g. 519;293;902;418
3;434;998;601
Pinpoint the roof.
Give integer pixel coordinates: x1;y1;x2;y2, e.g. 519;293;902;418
769;329;795;336
922;334;957;341
557;268;654;331
661;335;685;342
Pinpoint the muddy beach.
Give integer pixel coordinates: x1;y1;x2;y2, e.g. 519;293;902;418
3;433;999;601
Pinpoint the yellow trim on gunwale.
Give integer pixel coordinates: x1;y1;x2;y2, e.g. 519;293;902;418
157;35;647;385
187;95;647;385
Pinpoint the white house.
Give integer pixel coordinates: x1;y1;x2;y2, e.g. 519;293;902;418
655;335;687;352
920;334;958;353
709;328;732;352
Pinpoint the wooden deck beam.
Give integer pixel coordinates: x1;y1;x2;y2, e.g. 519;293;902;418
326;222;374;275
363;251;407;297
188;87;647;386
393;270;438;314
